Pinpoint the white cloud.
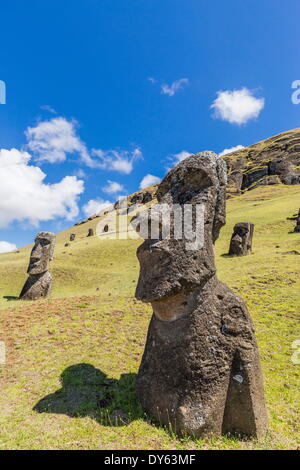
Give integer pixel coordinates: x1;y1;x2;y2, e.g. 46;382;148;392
211;88;264;125
40;105;57;114
171;150;191;164
139;174;161;189
102;180;125;194
92;147;142;174
160;78;189;96
82;198;112;217
0;241;17;253
165;150;192;171
219;145;244;156
26;117;90;164
0;148;84;228
26;117;143;173
73;168;87;178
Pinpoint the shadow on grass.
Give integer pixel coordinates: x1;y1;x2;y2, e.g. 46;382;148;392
3;295;19;301
33;363;143;426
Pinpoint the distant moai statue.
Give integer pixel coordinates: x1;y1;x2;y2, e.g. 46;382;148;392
229;222;254;256
294;209;300;232
87;228;94;237
70;233;76;241
134;152;268;438
20;232;56;300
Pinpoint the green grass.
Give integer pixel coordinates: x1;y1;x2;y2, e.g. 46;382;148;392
0;184;299;450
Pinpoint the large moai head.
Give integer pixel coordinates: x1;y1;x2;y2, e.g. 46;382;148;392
229;222;254;256
135;152;227;313
27;232;56;275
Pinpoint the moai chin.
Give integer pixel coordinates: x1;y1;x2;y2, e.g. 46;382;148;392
229;222;254;256
19;232;55;300
134;152;268;438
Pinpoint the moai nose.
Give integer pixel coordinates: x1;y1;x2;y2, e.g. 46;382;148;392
31;242;42;260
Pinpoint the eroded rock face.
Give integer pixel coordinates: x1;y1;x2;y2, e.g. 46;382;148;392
20;232;55;300
229;222;254;256
134;151;268;438
224;128;300;194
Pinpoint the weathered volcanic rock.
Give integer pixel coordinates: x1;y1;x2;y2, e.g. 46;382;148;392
130;193;144;205
229;222;254;256
224;128;300;193
241;167;268;190
20;232;55;300
142;191;153;203
134;151;268;438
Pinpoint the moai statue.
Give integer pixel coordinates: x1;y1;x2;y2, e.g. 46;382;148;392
134;152;268;438
87;228;94;237
70;233;76;241
229;222;254;256
294;209;300;233
20;232;56;300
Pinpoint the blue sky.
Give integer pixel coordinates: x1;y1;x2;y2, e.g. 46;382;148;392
0;0;299;249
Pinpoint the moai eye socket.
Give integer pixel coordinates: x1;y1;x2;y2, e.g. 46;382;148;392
40;239;51;246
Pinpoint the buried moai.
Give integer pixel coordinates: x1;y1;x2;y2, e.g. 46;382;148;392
294;209;300;232
134;151;268;438
229;222;254;256
19;232;56;300
87;228;94;237
70;233;76;241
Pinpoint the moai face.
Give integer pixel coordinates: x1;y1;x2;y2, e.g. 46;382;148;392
229;222;254;255
27;232;55;275
135;152;227;308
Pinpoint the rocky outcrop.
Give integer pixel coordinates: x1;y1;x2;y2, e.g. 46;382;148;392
225;128;300;195
229;222;254;256
131;191;153;205
20;232;55;300
134;152;268;438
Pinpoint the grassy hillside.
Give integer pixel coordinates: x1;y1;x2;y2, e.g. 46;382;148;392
0;184;299;450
